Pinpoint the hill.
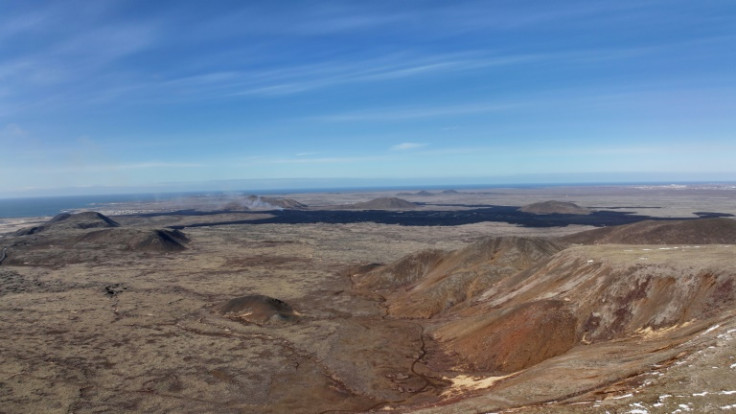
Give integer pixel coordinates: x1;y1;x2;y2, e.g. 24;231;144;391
219;294;299;325
432;243;736;372
76;228;189;252
397;190;434;196
354;237;736;380
352;221;736;378
562;217;736;245
347;197;418;210
355;236;566;318
245;195;306;210
519;200;591;215
2;212;189;267
15;211;120;235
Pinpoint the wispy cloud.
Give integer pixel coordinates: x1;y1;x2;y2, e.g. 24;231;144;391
0;0;707;115
0;123;28;138
0;3;162;113
264;156;387;165
391;142;426;151
1;1;734;193
49;162;205;173
313;101;517;122
0;123;35;148
164;51;547;100
115;162;205;170
186;3;410;39
208;46;660;100
0;3;60;42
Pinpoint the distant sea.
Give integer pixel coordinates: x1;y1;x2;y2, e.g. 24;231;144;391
0;194;178;219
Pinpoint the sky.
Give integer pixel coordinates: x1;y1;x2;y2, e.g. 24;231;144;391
1;0;735;197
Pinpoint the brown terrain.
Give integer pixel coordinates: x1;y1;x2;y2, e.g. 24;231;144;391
2;186;736;413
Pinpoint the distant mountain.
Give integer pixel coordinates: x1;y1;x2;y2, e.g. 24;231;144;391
246;195;306;210
520;200;591;215
397;190;434;196
15;211;120;235
347;197;418;210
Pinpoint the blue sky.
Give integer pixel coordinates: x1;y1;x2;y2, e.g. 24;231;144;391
1;0;735;196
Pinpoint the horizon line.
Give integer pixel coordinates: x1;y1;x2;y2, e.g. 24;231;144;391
2;179;736;200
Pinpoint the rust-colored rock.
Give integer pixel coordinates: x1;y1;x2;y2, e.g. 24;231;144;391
360;237;566;318
440;299;577;373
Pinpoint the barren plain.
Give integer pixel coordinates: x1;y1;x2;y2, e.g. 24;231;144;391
1;184;736;413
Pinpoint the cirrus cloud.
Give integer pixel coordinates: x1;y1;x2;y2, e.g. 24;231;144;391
391;142;427;151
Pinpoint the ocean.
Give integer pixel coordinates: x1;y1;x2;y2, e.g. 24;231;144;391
0;193;178;218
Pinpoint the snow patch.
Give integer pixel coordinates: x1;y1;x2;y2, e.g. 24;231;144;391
443;374;513;395
613;393;634;400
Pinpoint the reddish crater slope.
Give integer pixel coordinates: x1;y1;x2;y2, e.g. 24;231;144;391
355;237;565;318
442;299;578;373
353;218;736;388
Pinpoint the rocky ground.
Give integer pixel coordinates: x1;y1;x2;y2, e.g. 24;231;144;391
1;187;736;413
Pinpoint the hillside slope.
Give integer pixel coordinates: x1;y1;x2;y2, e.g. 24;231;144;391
562;217;736;244
351;218;736;409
